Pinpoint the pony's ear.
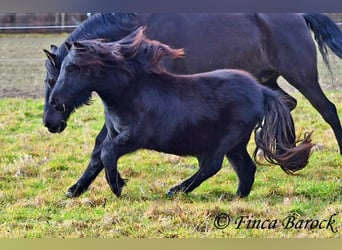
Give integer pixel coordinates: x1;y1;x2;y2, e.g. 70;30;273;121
64;41;86;52
64;41;73;51
43;49;57;66
50;44;58;52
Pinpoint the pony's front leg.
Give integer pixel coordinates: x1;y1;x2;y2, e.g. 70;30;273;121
100;132;139;197
66;125;108;197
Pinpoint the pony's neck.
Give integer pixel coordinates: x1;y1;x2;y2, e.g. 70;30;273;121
95;71;136;108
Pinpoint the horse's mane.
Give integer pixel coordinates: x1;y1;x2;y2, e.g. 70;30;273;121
68;27;185;77
45;13;138;70
68;13;138;42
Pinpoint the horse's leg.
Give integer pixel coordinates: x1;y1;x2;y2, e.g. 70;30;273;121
166;153;224;196
281;67;342;154
66;124;108;197
226;143;256;198
264;20;342;153
299;82;342;153
100;133;139;197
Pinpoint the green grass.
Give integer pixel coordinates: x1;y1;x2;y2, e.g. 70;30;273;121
0;93;341;238
0;33;341;238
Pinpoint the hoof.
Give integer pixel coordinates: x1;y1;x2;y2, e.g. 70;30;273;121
166;190;177;198
235;191;249;198
106;177;127;198
111;180;127;198
114;186;123;198
66;183;86;198
65;190;74;198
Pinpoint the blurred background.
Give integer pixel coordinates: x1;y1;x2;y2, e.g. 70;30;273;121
0;13;89;33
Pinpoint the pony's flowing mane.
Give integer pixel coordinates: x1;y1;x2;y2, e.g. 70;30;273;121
68;27;185;77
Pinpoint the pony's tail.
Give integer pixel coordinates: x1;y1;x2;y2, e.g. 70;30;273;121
253;90;314;175
303;13;342;69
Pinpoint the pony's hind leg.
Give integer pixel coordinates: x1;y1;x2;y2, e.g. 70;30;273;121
166;123;258;197
226;143;256;198
166;153;224;197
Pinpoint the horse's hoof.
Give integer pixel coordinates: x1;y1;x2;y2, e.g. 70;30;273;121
65;191;74;198
166;190;176;198
235;191;249;199
114;191;122;198
66;183;86;198
112;185;123;198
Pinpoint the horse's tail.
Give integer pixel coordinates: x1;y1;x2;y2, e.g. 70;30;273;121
303;13;342;68
253;89;314;175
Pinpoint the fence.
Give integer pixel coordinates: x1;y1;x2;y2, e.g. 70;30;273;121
0;13;88;33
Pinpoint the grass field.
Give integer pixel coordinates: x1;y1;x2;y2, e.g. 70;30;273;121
0;34;341;238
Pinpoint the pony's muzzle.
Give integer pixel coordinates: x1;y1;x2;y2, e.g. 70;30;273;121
44;118;67;133
43;107;68;133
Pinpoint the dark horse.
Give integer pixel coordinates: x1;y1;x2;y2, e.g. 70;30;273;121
47;27;313;198
43;13;342;197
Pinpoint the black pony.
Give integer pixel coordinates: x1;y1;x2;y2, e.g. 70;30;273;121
42;13;342;197
47;27;313;198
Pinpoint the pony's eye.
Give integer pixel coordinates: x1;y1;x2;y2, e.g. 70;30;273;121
48;79;56;88
49;98;66;112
